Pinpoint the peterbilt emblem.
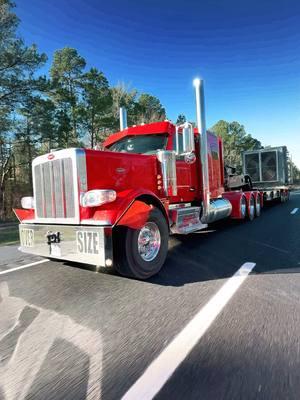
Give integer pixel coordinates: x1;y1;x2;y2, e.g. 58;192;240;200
184;152;196;164
116;167;126;174
48;153;55;160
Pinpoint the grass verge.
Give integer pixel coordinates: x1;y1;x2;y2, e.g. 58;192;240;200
0;224;19;245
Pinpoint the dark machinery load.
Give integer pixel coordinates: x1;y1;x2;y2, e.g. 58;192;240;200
243;146;289;187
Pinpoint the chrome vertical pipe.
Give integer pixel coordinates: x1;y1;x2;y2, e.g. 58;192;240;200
193;78;210;223
119;107;127;131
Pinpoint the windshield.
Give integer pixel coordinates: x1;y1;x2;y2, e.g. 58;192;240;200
107;134;167;155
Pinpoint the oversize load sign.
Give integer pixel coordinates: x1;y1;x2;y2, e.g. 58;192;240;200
76;230;103;255
20;228;34;247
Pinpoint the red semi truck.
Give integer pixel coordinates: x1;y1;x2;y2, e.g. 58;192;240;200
14;79;290;279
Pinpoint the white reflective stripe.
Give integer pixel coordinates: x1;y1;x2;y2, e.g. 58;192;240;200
122;262;256;400
291;208;299;215
0;259;49;275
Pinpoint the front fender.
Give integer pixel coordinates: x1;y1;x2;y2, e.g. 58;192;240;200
116;200;153;229
88;188;166;227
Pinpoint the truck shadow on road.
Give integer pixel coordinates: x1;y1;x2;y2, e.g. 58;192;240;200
149;202;300;286
150;222;247;287
0;281;102;400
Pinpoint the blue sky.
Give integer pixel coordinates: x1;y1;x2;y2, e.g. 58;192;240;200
15;0;300;166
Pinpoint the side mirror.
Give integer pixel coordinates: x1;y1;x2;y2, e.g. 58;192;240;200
182;122;195;153
175;122;195;155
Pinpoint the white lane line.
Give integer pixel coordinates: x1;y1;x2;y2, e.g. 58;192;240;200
291;208;299;215
122;262;256;400
0;259;49;275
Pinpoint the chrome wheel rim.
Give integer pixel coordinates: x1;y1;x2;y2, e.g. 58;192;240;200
256;196;261;215
241;197;247;218
138;222;161;262
249;197;255;217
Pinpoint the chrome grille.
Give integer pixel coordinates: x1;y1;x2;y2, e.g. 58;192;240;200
53;160;64;218
63;158;75;217
34;158;75;219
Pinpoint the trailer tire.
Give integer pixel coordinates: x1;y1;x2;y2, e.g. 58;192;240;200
240;195;247;219
255;194;261;217
113;207;169;279
280;190;289;203
247;195;255;221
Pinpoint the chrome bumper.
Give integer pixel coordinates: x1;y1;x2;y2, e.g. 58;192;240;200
19;223;113;267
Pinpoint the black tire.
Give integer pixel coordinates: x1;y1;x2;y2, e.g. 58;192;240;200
281;190;289;203
240;195;247;219
247;195;255;221
255;194;261;217
113;207;169;279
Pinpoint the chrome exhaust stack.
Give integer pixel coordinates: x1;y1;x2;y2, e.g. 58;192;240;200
193;78;232;223
193;78;210;223
119;107;127;131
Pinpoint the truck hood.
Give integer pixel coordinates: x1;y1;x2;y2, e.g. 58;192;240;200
85;149;159;194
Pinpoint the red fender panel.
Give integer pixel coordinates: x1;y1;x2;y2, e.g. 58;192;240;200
253;191;263;208
117;200;153;229
244;191;254;215
222;191;246;219
13;208;35;222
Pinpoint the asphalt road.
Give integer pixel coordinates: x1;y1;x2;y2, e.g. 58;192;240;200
1;192;300;400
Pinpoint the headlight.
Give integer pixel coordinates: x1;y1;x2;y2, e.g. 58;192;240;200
21;196;35;209
80;190;116;207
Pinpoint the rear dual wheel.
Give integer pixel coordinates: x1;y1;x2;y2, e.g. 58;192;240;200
240;195;247;219
113;207;169;280
280;190;289;203
245;193;261;220
255;194;261;217
247;195;255;221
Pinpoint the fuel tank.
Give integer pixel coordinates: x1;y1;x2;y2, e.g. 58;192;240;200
205;198;232;223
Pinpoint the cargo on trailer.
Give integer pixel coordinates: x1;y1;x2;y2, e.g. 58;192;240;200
243;147;291;203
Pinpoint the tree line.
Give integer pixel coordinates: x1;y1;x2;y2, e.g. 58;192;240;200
1;0;299;220
0;0;167;219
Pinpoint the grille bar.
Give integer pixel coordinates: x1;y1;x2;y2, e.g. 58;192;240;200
34;158;75;219
53;160;64;218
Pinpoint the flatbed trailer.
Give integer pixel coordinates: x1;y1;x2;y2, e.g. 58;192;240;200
254;185;290;203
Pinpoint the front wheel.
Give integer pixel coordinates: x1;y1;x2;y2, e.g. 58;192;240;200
113;207;169;279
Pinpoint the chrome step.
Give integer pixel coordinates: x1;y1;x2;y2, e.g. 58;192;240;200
169;206;207;234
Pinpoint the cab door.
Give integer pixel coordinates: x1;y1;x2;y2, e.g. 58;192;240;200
174;132;198;202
